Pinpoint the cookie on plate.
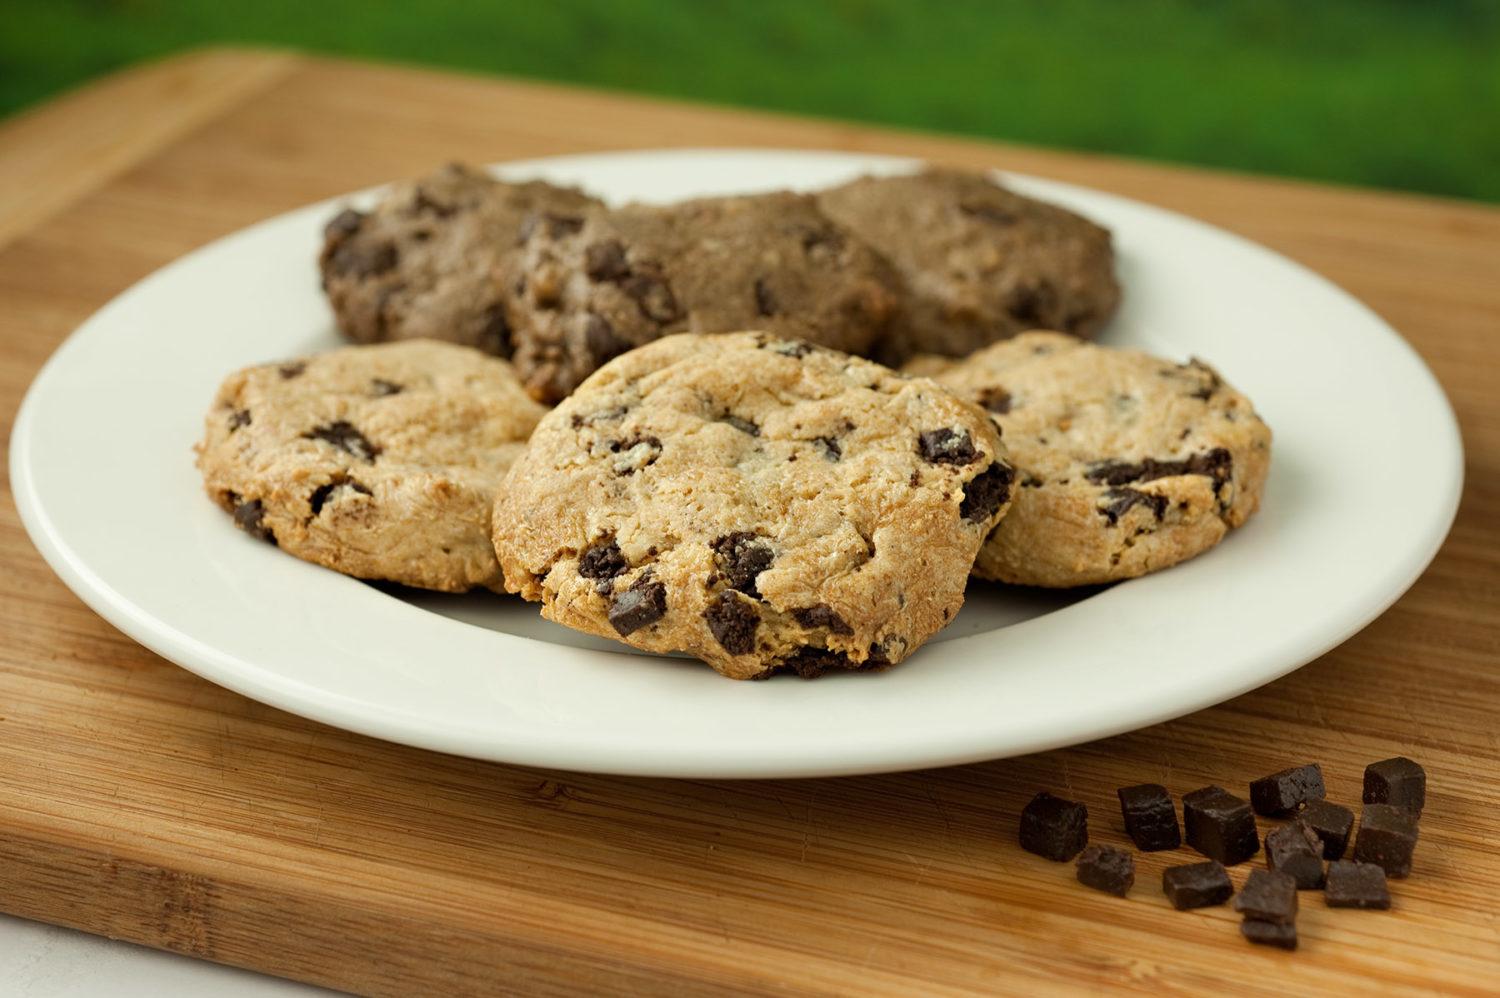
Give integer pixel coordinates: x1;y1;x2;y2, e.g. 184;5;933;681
197;339;548;591
818;167;1121;363
502;191;900;403
492;332;1015;679
935;332;1270;587
319;162;599;354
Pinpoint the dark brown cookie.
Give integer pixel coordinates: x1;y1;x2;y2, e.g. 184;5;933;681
502;192;900;403
319;162;599;355
818;167;1120;363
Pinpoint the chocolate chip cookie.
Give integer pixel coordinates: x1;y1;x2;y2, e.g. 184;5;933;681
935;332;1270;587
197;340;548;591
818;168;1121;363
320;162;599;355
503;192;901;403
491;332;1015;679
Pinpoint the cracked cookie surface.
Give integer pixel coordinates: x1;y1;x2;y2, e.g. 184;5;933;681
320;162;599;354
491;332;1015;679
818;168;1121;364
935;331;1271;587
503;191;900;403
197;339;548;591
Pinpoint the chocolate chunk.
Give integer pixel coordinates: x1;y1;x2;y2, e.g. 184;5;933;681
1075;844;1134;897
278;361;306;379
323;208;366;241
1098;487;1166;525
328;239;398;278
792;605;852;635
1183;786;1259;865
231;497;274;543
521;212;585;241
1018;792;1088;862
1353;804;1420;877
1240;919;1297;951
753;278;777;316
1300;799;1355;860
773;645;855;679
1363;756;1425;815
608;574;667;636
304;420;380;462
1185;359;1223;400
623;273;681;323
960;461;1015;524
583;313;629;365
478;304;512;358
584;240;630;281
227;409;251;431
766;338;812;358
1007;283;1049;327
308;475;372;516
1117;783;1181;851
609;435;662;475
1233;869;1298;925
959;201;1017;226
1161;861;1232;910
370;378;403;397
977;386;1012;414
721;414;760;437
814;436;842;461
1324;860;1391;909
704;592;758;655
1251;763;1327;817
578;539;628;580
1265;820;1326;889
711;532;773;598
1085;449;1233;491
410;189;457;218
799;226;845;255
917;428;978;465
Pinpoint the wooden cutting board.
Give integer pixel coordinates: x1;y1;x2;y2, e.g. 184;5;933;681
2;49;1497;996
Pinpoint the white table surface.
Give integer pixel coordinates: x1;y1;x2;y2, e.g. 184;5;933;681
0;915;335;997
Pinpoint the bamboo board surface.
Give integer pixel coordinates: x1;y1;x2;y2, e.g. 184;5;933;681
1;49;1498;996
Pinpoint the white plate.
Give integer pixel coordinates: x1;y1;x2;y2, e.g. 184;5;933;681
10;149;1462;778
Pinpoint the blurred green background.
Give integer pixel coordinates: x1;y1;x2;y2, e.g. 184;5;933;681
4;0;1498;202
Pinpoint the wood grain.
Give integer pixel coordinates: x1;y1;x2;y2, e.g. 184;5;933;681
2;48;1498;996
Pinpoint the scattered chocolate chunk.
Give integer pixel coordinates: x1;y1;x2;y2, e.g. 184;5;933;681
1363;756;1425;815
767;338;812;358
814;436;842;461
1251;763;1327;817
960;462;1015;524
1117;783;1181;851
1007;283;1048;327
328;239;398;278
578;539;628;581
753;278;777;316
521;212;585;241
582;314;629;365
1241;919;1297;950
917;428;978;465
609;435;662;475
623;272;681;323
792;605;852;635
1300;799;1355;860
773;645;855;679
410;189;457;218
323;208;366;241
959;201;1017;226
304;420;380;462
704;592;759;655
1098;487;1167;525
608;574;667;636
1234;869;1298;925
478;304;512;357
370;378;403;397
227;409;251;430
231;498;274;543
1265;820;1326;889
1075;844;1134;897
584;239;630;281
1183;786;1260;865
977;386;1012;413
308;475;372;517
278;361;306;379
721;414;760;436
711;532;774;598
1019;792;1089;862
1353;804;1420;878
1085;448;1232;491
1324;860;1391;909
1162;861;1233;910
